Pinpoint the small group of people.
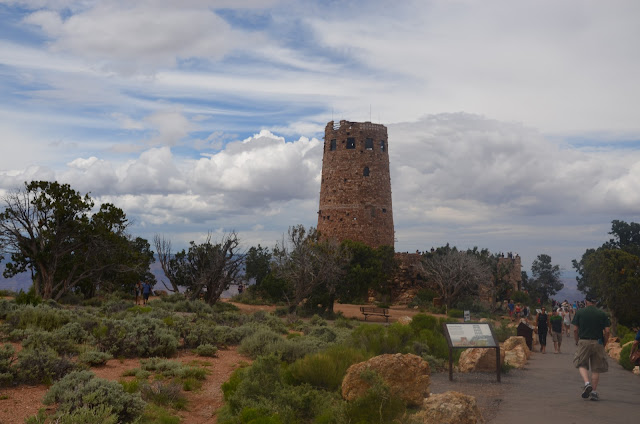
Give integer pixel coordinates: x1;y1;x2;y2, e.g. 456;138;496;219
534;296;612;401
506;299;530;321
134;281;153;305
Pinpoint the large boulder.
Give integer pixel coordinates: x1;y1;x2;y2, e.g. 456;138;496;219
605;338;622;361
458;348;505;372
342;353;430;407
501;336;531;369
412;391;485;424
502;336;531;358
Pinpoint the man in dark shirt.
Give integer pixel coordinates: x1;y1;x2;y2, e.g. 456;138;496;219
549;308;564;353
572;297;610;401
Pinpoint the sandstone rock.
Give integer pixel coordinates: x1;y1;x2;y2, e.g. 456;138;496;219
413;391;485;424
633;366;640;375
458;347;505;372
503;345;528;368
605;340;622;361
502;336;531;359
342;353;430;406
397;316;412;325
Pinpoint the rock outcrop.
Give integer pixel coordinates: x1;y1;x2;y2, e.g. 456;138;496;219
501;336;530;368
342;353;430;406
458;347;505;372
413;391;485;424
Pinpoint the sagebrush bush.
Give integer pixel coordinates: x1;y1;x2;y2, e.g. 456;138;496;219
140;381;186;409
26;405;119;424
195;344;218;357
44;370;145;423
249;310;289;334
0;299;17;320
16;347;76;384
182;320;238;348
22;329;78;355
57;321;90;344
287;345;367;391
78;350;113;366
93;316;178;358
238;328;283;358
6;304;72;331
0;344;15;387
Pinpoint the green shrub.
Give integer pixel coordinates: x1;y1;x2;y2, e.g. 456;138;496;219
93;316;178;358
409;288;438;307
249;310;289;334
0;344;15;387
287;345;367;391
101;299;133;314
6;304;72;331
617;324;632;340
493;320;516;342
409;314;439;333
182;320;237;348
349;323;413;355
139;404;181;424
0;299;17;320
44;370;145;423
195;344;218;357
16;347;76;384
57;322;90;344
78;351;113;366
140;381;187;409
344;370;406;424
22;330;78;355
415;329;450;360
120;379;141;393
511;291;532;306
619;343;637;371
26;405;119;424
15;287;42;306
238;328;284;358
447;308;464;318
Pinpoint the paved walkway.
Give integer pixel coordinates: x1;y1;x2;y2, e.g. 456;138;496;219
492;334;639;424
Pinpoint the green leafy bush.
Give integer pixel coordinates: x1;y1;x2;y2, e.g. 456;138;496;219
93;316;178;358
195;344;218;357
619;343;637;371
286;345;367;391
14;287;42;306
16;347;76;384
349;323;413;355
344;370;406;424
44;370;145;423
493;320;516;342
78;350;113;366
447;308;464;318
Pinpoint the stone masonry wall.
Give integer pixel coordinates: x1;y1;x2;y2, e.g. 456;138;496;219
317;120;394;248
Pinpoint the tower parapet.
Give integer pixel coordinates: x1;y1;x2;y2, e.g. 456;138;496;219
317;120;394;248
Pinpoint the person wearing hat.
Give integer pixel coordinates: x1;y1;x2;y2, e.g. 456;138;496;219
571;296;610;401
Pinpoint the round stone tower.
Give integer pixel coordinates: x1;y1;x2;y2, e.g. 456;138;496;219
317;120;394;248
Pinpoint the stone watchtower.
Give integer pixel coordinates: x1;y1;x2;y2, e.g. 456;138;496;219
317;120;394;248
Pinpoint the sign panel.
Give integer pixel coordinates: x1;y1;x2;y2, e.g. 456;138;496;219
464;310;470;322
444;323;497;347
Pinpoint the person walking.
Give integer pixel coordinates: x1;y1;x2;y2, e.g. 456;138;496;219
562;306;572;336
536;307;549;353
142;281;152;305
572;296;610;401
135;281;142;305
549;308;563;353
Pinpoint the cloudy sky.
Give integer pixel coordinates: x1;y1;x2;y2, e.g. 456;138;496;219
1;0;639;286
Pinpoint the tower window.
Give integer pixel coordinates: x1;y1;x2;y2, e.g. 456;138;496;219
382;208;387;213
346;137;356;149
363;166;370;176
365;138;373;150
330;139;336;151
380;140;386;152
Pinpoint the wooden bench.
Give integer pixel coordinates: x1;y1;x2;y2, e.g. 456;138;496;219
360;306;390;322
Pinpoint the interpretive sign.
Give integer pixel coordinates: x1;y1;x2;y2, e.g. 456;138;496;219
463;310;470;322
443;322;500;382
444;323;496;347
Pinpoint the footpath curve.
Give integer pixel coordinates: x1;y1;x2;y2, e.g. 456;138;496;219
491;334;639;424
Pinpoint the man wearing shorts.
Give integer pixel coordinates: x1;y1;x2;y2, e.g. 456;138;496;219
572;297;610;401
549;308;563;353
